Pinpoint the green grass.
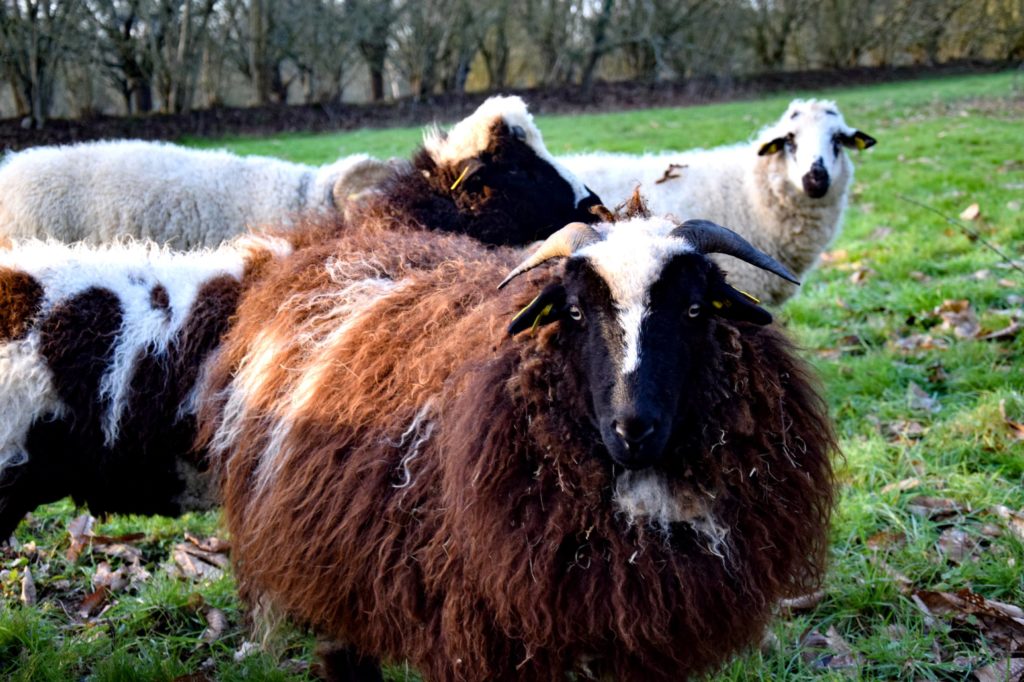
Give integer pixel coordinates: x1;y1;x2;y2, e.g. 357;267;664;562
5;70;1024;679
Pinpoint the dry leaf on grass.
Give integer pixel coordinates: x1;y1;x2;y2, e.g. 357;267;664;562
937;528;981;565
999;401;1024;441
892;333;949;353
884;419;928;441
78;585;110;618
93;561;131;592
200;607;228;644
935;300;980;339
66;513;95;562
907;495;966;520
960;203;981;221
881;478;922;494
908;382;941;413
912;588;1024;654
973;657;1024;682
800;625;862;670
234;641;259;662
865;530;907;550
185;533;230;555
990;505;1024;542
171;536;230;581
20;567;35;606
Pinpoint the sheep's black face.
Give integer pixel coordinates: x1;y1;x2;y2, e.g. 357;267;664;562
511;253;771;470
421;121;602;246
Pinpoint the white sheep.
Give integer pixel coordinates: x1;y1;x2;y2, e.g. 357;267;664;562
559;99;876;304
0;140;391;248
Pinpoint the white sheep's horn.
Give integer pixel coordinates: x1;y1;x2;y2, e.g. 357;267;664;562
670;219;800;285
497;222;603;289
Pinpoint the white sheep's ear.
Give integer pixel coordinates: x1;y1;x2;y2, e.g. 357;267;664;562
837;130;877;151
757;137;786;156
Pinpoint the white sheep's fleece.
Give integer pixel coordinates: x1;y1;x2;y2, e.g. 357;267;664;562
423;95;591;205
559;98;871;304
0;238;253;466
0;140;386;248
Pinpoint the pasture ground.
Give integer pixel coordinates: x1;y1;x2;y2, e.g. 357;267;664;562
2;71;1023;680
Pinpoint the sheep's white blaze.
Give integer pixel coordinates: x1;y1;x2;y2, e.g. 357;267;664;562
0;240;247;446
422;95;592;207
575;217;692;376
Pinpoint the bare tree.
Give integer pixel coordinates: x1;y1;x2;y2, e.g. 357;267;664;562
347;0;396;101
0;0;85;126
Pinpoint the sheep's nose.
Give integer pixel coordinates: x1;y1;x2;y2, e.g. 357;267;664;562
802;158;830;198
613;416;657;449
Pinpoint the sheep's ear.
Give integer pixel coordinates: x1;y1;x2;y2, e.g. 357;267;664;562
837;130;877;151
508;283;567;336
757;137;786;156
708;281;772;325
450;158;485;191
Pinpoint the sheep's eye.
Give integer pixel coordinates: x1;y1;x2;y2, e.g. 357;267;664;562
784;133;796;151
568;304;583;321
510;124;527;141
688;303;701;318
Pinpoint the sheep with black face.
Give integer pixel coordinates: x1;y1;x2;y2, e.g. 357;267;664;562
203;204;836;681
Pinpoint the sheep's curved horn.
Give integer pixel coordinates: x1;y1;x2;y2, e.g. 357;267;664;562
671;219;800;285
497;222;602;289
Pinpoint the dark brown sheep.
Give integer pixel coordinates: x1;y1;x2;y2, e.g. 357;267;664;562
202;208;836;681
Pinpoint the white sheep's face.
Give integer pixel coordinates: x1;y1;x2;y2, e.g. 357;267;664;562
757;100;876;199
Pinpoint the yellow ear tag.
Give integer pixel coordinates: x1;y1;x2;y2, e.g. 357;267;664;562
531;304;554;332
711;300;724;309
855;137;867;150
450;165;471;191
737;289;761;304
511;295;555;334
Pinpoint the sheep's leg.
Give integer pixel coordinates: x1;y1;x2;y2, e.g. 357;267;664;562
317;640;383;682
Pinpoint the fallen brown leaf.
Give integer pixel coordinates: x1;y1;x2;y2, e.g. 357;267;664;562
960;203;981;221
819;249;849;265
200;607;228;644
78;585;110;618
913;588;1024;655
185;533;230;555
908;382;941;413
172;542;228;581
866;530;907;550
799;625;862;670
93;561;129;592
884;419;927;441
1000;401;1024;441
66;513;95;562
991;505;1024;542
937;528;980;565
908;495;966;520
974;657;1024;682
976;321;1022;342
881;478;922;494
20;568;35;606
935;299;980;338
892;333;949;353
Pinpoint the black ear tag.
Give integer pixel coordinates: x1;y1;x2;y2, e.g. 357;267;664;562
508;283;566;336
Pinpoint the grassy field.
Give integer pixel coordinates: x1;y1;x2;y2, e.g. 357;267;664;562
3;70;1023;680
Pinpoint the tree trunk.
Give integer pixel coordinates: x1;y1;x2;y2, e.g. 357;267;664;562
580;0;616;96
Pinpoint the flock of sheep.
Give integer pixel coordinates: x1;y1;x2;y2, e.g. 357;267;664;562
0;94;874;681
